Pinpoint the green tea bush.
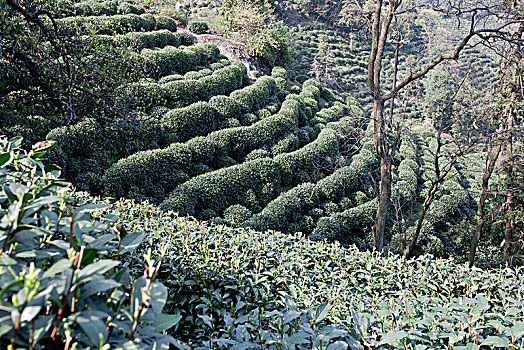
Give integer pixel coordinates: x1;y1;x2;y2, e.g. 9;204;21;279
271;66;288;80
187;20;210;34
247;143;374;234
113;200;524;349
154;15;178;32
141;43;220;77
224;204;252;226
120;56;245;111
208;95;243;119
184;68;212;80
56;14;175;36
46;117;167;193
230;76;277;113
103;142;193;201
108;30;193;50
0;137;179;349
274;128;339;187
161;102;217;142
104;76;283;201
73;0;119;16
161;158;281;216
117;2;145;15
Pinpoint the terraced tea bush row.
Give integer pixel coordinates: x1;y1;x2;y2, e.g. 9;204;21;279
48;75;279;192
104;80;321;201
160;126;343;218
56;13;177;36
247;141;376;235
155;59;231;84
72;0;145;16
91;30;195;50
141;43;221;77
159;76;278;140
118;61;248;110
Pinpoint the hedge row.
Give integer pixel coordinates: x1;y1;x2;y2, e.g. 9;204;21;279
159;75;277;141
118;61;248;110
246;140;376;234
46;116;166;194
56;14;177;36
90;30;195;50
160;127;343;218
187;20;210;34
104;84;314;201
141;43;221;77
111;198;524;349
103;76;281;199
156;59;231;84
72;0;145;17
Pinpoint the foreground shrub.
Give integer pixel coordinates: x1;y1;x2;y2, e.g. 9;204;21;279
117;200;524;349
0;137;178;349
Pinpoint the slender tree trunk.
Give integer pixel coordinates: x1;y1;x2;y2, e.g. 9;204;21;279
468;142;503;268
372;98;390;252
403;187;435;259
503;113;515;264
374;155;391;252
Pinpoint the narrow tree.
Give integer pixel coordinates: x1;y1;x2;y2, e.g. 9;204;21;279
469;17;523;267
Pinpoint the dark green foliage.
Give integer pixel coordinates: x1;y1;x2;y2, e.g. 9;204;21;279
224;204;252;226
275;128;339;187
0;137;178;349
161;158;282;216
120;60;246;111
103;143;192;201
109;30;192;50
56;14;172;36
141;43;220;77
332;199;378;239
209;95;243;119
245;148;270;161
247;141;374;235
117;2;145;15
154;15;178;32
104;75;283;202
46;117;166;194
187;20;210;34
161;102;218;142
230;76;278;113
296;74;308;84
310;216;341;241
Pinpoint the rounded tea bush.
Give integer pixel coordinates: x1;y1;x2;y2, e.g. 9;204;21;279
187;20;210;34
224;204;252;226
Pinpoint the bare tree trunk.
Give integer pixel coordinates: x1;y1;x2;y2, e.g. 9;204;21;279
403;133;460;259
468;142;503;268
372;98;390;252
503;113;515;264
374;155;391;252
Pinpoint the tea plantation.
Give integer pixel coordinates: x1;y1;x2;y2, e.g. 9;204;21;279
1;0;522;348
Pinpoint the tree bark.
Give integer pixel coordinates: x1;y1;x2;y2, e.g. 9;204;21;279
503;112;515;264
372;98;391;252
468;141;502;268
